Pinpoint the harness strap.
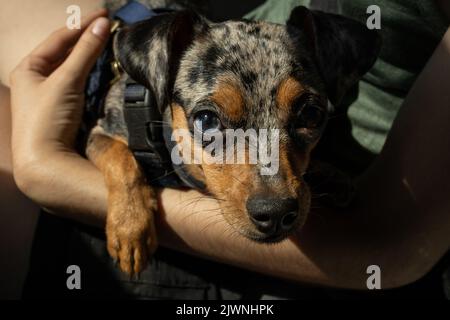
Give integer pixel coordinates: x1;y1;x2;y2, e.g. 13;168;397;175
86;1;203;189
123;78;171;168
111;1;186;187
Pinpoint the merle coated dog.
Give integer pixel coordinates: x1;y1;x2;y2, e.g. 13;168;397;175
86;5;380;275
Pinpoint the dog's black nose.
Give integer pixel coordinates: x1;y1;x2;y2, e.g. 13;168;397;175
246;196;299;235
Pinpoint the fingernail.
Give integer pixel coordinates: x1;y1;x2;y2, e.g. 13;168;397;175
92;17;110;39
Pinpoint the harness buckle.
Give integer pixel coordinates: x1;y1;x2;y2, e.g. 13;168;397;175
123;80;171;169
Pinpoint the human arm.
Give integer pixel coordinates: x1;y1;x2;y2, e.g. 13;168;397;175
9;10;110;226
8;21;450;290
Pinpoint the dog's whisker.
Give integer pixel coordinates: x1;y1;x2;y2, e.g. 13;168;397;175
179;207;217;223
229;174;250;189
224;223;249;246
177;200;231;223
181;209;223;225
198;206;232;233
198;204;243;234
200;217;225;234
180;198;211;214
178;195;227;208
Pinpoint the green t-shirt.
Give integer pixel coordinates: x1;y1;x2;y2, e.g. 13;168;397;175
245;0;447;154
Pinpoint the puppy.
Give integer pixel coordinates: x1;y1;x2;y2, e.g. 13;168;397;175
86;6;380;275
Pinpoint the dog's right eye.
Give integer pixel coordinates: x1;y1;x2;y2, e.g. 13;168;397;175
193;110;222;133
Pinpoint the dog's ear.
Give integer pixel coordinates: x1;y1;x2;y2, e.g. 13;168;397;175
287;6;381;106
114;11;209;110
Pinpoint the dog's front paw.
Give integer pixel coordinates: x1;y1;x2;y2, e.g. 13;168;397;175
106;185;158;276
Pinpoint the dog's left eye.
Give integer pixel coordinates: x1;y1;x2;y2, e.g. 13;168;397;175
293;94;326;129
193;110;222;133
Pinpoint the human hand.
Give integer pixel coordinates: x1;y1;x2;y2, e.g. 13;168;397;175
10;9;110;178
8;9;111;223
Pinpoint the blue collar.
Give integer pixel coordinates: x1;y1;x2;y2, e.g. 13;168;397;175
114;1;157;24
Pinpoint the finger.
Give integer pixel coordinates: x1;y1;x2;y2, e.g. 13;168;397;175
30;8;108;64
14;9;108;78
57;17;111;88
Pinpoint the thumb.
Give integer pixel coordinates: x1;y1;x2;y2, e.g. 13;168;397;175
58;17;111;89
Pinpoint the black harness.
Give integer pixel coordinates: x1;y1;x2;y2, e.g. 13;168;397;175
122;78;174;183
85;1;198;188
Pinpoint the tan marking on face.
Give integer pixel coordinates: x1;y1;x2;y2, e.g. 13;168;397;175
202;161;259;231
276;77;304;114
171;103;207;184
276;141;311;229
172;101;258;232
211;81;244;122
170;101;313;238
276;142;302;196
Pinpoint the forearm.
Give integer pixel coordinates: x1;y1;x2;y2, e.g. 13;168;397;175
10;26;449;290
12;156;446;290
13;150;107;227
3;82;106;227
7;8;110;227
156;188;445;289
156;188;335;287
